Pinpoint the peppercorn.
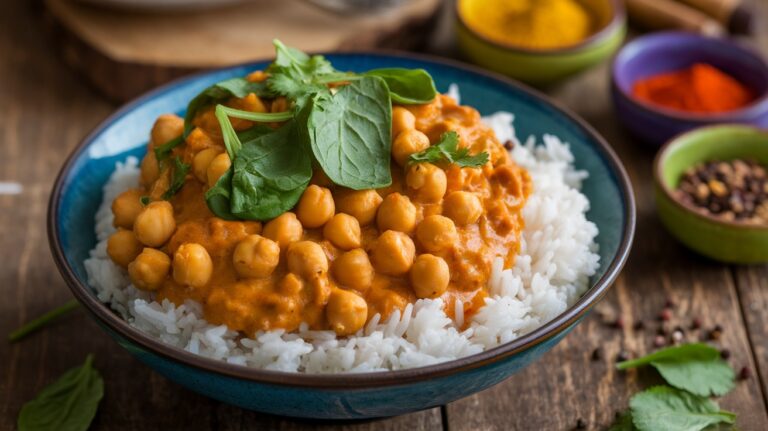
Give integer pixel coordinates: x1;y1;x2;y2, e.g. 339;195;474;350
691;317;702;330
720;349;731;360
575;418;587;429
591;348;603;362
739;366;751;380
616;350;630;362
503;140;515;150
633;320;645;331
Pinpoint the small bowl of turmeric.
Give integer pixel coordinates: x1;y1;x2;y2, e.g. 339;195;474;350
455;0;627;86
612;32;768;147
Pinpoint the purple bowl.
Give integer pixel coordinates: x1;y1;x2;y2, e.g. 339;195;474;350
611;32;768;147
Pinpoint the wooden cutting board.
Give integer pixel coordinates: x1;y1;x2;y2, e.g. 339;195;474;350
45;0;442;102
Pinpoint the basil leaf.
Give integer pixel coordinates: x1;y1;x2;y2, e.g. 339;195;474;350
205;168;237;220
161;156;191;200
230;119;312;220
364;68;437;104
617;343;735;397
153;135;184;162
307;76;392;190
409;131;489;168
184;78;272;137
18;355;104;431
630;386;735;431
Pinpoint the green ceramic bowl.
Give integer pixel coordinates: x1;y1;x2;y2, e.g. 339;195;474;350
654;125;768;263
455;0;626;86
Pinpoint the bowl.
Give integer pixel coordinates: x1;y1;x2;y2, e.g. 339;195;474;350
455;0;626;86
48;52;635;419
612;32;768;147
654;124;768;264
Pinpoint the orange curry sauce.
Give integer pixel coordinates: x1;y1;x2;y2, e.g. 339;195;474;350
108;76;531;337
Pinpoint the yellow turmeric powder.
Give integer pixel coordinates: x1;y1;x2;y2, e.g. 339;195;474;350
458;0;594;50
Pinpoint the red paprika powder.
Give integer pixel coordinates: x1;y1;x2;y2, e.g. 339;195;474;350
632;63;754;114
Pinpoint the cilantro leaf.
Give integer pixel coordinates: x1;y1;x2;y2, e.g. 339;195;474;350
153;135;184;162
161;156;191;200
617;344;735;397
409;131;489;168
630;386;735;431
267;39;335;108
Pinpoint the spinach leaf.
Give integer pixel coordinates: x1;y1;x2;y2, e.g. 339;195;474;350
153;135;184;162
18;355;104;431
230;119;312;220
364;68;437;104
205;168;237;220
630;386;735;431
307;76;392;190
608;411;637;431
183;77;272;137
161;156;191;200
617;343;735;397
409;131;489;168
8;299;79;343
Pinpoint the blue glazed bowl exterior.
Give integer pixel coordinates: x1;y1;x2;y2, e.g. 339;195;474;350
611;32;768;147
49;53;635;419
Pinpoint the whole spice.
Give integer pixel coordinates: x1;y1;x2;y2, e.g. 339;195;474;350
675;159;768;224
633;63;754;114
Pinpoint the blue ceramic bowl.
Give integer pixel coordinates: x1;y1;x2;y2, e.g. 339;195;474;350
49;53;635;419
611;32;768;147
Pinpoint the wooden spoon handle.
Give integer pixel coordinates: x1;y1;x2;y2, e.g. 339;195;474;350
625;0;726;36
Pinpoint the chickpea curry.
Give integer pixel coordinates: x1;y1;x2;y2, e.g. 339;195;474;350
107;42;531;337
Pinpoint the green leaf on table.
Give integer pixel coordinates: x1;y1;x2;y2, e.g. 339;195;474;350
409;131;489;168
364;68;437;104
617;343;735;397
608;411;636;431
183;77;272;137
161;156;191;200
307;76;393;190
17;355;104;431
8;299;80;343
630;386;735;431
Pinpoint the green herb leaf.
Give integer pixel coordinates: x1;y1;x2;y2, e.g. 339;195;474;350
161;156;191;200
17;355;104;431
139;196;150;206
630;386;735;431
184;78;272;137
364;68;437;104
617;343;735;397
409;131;489;168
205;168;237;220
307;76;393;190
8;299;79;343
153;135;184;162
608;411;637;431
267;39;336;107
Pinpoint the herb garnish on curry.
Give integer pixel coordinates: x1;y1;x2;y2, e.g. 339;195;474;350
106;41;531;337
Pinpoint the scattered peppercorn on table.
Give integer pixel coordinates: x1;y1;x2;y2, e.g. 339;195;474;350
3;0;768;429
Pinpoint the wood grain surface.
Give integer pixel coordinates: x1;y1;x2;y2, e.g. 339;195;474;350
2;0;768;430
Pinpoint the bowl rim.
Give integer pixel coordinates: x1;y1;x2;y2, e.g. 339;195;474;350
455;0;626;56
48;50;636;389
653;123;768;231
612;31;768;122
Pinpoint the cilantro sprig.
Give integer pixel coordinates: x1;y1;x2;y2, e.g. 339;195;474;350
409;131;489;168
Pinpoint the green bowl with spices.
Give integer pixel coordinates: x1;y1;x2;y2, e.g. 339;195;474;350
455;0;626;86
654;125;768;264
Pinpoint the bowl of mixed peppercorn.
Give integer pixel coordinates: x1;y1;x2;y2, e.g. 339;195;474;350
654;124;768;263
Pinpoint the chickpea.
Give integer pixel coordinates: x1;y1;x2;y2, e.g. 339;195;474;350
233;235;280;278
112;189;145;229
443;191;483;226
106;229;142;268
151;114;184;147
392;129;430;166
376;193;417;234
371;230;415;276
332;249;374;291
326;288;368;336
207;153;231;188
263;212;303;248
335;189;383;226
173;243;213;288
296;185;335;228
392;106;416;136
128;248;171;291
133;201;176;247
416;215;457;252
410;254;450;299
286;241;328;278
192;148;220;183
140;151;160;186
406;163;447;203
323;213;361;250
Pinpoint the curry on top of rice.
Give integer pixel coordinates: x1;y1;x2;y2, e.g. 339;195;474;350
104;44;532;338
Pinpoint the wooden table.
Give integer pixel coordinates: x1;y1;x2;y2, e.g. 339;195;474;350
2;1;768;429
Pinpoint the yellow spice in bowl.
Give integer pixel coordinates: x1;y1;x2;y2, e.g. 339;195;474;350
458;0;594;50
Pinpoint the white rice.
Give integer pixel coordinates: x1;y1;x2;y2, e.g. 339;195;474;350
84;94;600;373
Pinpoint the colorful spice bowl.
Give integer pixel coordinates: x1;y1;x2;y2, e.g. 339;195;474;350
455;0;626;86
612;32;768;147
654;125;768;264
